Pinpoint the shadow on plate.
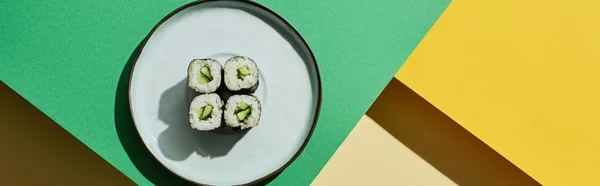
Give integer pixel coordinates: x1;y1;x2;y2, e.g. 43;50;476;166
115;41;277;186
365;79;541;186
114;41;196;186
156;77;248;160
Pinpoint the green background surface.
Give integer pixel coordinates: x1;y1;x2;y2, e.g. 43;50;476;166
0;0;449;185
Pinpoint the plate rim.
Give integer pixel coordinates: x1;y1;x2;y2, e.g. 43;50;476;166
126;0;323;185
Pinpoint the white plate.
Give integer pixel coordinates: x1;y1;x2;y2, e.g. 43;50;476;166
128;0;321;185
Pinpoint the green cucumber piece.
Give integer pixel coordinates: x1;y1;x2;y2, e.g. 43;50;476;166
198;74;210;84
200;66;213;80
196;107;204;118
238;66;250;76
234;102;249;113
236;108;251;121
199;105;213;120
237;66;250;80
237;102;249;110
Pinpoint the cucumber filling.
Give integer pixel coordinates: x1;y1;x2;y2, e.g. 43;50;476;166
198;66;213;84
237;66;250;80
198;75;210;84
234;102;251;121
197;105;213;120
236;108;251;121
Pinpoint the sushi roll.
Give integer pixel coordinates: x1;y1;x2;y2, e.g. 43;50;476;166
224;56;259;93
187;58;223;93
188;93;224;131
224;95;261;130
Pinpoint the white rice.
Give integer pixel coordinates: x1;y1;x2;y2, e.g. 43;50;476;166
224;95;261;130
188;93;223;131
224;56;259;91
187;58;222;93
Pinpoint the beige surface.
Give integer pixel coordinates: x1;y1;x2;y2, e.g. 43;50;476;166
312;115;456;186
314;79;539;186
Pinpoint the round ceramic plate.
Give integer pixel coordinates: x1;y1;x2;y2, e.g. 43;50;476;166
128;0;321;185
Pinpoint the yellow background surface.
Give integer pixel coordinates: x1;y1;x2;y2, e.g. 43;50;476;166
396;0;600;185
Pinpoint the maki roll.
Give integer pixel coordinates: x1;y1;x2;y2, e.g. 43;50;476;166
224;95;261;130
224;56;259;93
188;93;224;131
187;58;223;93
